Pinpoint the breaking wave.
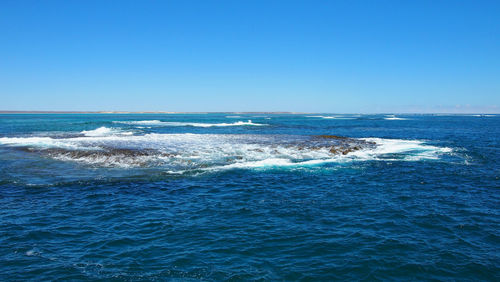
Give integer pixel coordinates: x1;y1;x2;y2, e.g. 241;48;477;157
306;116;355;120
358;138;452;160
384;115;408;120
113;120;266;127
81;127;133;137
0;133;453;171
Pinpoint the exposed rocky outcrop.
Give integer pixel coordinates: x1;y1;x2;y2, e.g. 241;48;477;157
313;135;370;156
315;135;348;140
13;134;377;168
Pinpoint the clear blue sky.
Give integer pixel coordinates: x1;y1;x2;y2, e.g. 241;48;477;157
1;0;499;113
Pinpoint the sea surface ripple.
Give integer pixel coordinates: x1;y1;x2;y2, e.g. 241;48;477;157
0;113;498;280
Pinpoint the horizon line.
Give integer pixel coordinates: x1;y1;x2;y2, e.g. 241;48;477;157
0;111;498;115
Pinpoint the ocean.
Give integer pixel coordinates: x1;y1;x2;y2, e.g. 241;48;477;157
0;113;498;280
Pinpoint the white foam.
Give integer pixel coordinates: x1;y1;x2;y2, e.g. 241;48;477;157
223;158;293;168
112;120;163;125
306;115;354;120
307;115;334;119
52;153;156;168
0;136;91;150
114;120;266;127
469;114;497;117
0;133;453;169
26;249;39;256
81;127;133;137
212;157;341;170
358;138;452;161
384;115;407;120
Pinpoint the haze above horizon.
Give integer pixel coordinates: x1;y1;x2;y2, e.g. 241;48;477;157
1;0;499;113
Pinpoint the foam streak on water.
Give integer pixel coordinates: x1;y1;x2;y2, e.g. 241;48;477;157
113;120;266;127
81;126;133;137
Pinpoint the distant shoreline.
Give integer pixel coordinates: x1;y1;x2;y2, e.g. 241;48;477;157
0;111;304;114
0;111;497;115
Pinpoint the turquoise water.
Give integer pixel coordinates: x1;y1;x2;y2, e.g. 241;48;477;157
0;113;498;280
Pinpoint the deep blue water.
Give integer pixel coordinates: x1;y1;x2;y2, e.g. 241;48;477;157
0;113;498;280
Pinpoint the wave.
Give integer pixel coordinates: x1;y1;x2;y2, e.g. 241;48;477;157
0;136;95;150
306;116;355;120
81;127;133;137
358;138;452;160
469;114;497;117
0;133;453;170
208;158;341;171
114;120;164;125
113;120;266;127
433;114;496;117
384;115;407;120
307;116;335;119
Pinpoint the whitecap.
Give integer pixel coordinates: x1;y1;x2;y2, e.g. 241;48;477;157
306;115;354;120
26;249;40;256
114;120;266;127
0;136;92;150
80;127;133;137
306;115;333;119
209;157;343;171
384;115;407;120
357;138;452;161
113;120;164;125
